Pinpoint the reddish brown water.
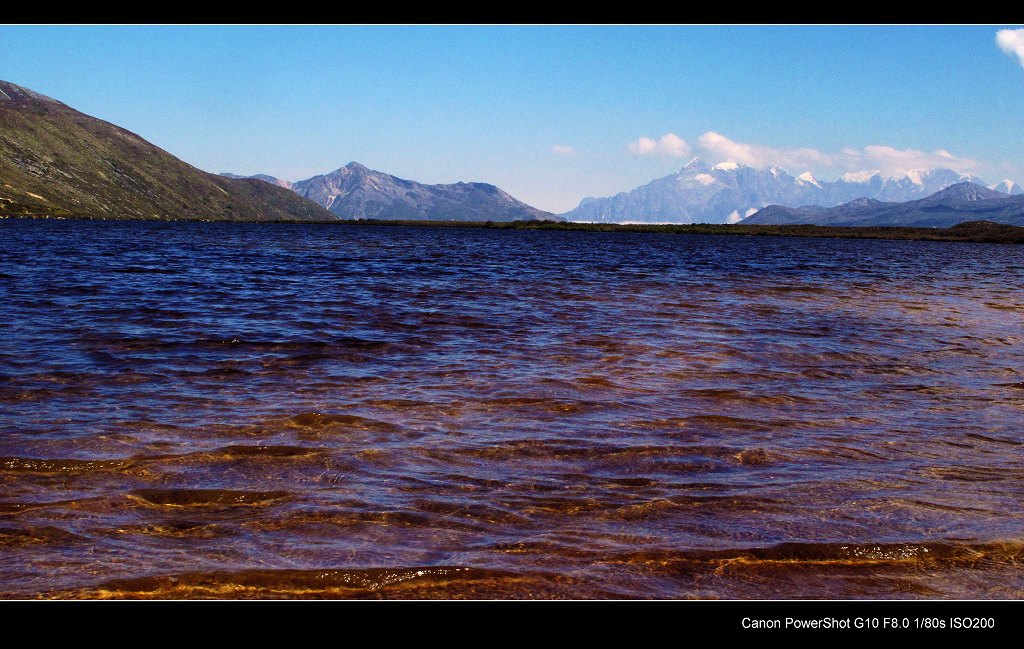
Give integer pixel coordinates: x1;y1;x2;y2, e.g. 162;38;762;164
1;220;1023;599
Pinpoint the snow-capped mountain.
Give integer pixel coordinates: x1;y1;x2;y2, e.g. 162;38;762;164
561;158;1011;224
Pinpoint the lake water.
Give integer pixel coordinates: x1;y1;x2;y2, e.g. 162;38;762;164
1;219;1023;599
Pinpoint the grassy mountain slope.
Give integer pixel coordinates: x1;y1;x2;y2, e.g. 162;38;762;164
0;80;335;222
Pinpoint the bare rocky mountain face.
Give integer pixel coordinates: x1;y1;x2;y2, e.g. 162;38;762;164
560;158;1016;224
742;182;1024;227
0;80;335;222
222;162;558;222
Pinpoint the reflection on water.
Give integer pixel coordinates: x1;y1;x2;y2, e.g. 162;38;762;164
1;220;1022;599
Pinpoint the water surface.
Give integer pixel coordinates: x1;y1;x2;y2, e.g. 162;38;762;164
1;220;1022;598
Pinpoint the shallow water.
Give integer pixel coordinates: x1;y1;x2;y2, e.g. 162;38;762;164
1;220;1023;599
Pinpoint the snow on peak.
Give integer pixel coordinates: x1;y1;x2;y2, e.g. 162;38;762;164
712;161;739;171
988;179;1018;193
904;169;925;186
841;170;880;183
693;173;716;186
796;171;821;188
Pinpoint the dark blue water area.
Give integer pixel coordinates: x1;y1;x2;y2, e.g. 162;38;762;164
1;219;1023;598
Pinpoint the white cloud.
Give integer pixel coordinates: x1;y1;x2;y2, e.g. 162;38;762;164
628;132;690;158
853;145;977;177
997;29;1024;68
694;131;977;181
698;131;832;170
551;144;576;156
629;136;657;155
725;210;743;224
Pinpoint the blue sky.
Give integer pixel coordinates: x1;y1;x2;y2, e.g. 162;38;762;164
1;25;1023;212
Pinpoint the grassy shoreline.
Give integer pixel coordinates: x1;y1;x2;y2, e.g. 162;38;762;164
5;213;1024;244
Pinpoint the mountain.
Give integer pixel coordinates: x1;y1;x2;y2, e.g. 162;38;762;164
220;173;293;190
992;179;1024;196
0;80;335;222
742;198;899;226
742;182;1024;227
231;162;557;222
563;159;807;224
222;163;556;222
561;158;1007;224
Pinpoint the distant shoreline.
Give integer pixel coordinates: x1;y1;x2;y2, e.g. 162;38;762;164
5;215;1023;245
337;218;1024;244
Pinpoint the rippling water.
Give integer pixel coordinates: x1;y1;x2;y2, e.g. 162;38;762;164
1;220;1023;599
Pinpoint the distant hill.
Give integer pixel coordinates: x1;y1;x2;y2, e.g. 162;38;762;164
222;162;558;222
992;179;1023;195
560;158;1013;224
742;182;1024;227
219;173;293;190
0;80;335;222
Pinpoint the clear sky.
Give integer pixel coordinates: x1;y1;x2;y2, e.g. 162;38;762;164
1;25;1023;212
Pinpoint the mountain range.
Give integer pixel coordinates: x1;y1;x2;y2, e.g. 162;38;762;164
742;182;1024;227
561;158;1023;224
221;164;557;222
0;80;333;222
3;78;1021;229
0;79;552;223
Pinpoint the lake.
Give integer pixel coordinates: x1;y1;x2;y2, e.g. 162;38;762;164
1;219;1022;598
